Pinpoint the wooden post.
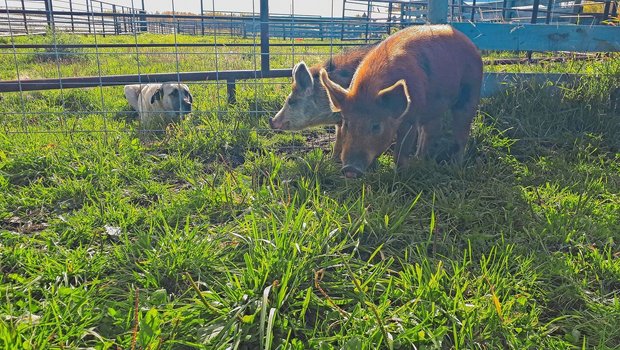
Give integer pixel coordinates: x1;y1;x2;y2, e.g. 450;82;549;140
428;0;448;23
226;79;236;104
260;0;270;74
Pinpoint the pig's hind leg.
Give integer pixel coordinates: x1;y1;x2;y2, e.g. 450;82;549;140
449;83;480;162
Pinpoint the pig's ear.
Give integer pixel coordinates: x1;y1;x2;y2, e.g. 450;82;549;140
319;68;348;113
377;79;410;119
124;85;141;110
292;61;313;91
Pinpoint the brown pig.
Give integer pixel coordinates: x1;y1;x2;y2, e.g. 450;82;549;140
319;25;483;178
269;44;376;160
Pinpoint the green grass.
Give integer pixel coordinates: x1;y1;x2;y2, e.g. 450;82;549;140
1;32;619;349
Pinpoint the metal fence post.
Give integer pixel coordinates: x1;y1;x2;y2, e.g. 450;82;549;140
470;0;477;21
571;0;583;23
100;2;106;36
122;7;127;33
20;0;28;34
86;0;91;33
113;5;120;34
69;0;75;32
139;10;147;32
428;0;448;23
527;0;541;60
365;1;371;42
530;0;541;23
602;0;611;21
260;0;270;74
387;2;393;34
200;0;205;35
44;0;54;29
545;0;554;24
340;1;346;40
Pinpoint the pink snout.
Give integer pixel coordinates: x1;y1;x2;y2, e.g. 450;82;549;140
342;165;363;179
269;117;291;130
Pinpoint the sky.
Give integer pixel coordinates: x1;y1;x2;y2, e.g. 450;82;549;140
119;0;345;17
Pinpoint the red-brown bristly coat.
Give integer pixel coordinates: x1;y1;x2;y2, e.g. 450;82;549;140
269;43;378;160
320;25;483;178
310;44;376;87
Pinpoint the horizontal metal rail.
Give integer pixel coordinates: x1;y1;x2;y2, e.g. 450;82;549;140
0;9;368;22
0;69;293;93
0;42;368;50
0;71;588;99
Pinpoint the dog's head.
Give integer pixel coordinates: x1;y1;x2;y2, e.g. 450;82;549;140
150;82;193;116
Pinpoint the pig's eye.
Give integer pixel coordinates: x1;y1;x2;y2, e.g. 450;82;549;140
371;123;381;134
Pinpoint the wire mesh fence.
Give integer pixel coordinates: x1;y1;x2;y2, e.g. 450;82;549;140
2;0;617;37
0;0;361;161
0;0;618;154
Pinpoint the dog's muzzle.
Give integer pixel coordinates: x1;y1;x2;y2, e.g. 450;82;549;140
181;102;192;114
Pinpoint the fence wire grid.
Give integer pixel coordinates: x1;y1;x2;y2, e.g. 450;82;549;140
0;0;618;154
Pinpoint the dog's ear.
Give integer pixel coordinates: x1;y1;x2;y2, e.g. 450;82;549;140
187;90;193;104
150;88;163;104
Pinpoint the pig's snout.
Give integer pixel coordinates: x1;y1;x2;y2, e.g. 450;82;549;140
269;117;290;130
342;164;364;179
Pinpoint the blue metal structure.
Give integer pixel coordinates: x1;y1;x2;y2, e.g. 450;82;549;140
0;0;617;98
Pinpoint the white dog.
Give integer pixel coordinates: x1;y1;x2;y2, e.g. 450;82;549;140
124;82;193;132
